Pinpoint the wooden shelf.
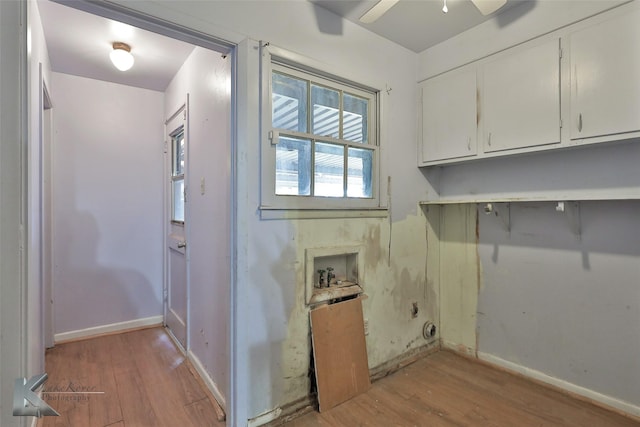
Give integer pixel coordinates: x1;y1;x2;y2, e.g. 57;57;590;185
309;283;363;306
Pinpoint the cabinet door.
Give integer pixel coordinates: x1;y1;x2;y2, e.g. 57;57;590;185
570;9;640;140
420;67;477;164
483;38;561;153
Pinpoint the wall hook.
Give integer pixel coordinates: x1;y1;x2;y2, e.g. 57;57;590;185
385;84;392;95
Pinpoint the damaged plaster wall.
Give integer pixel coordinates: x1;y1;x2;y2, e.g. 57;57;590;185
249;213;436;417
435;204;479;355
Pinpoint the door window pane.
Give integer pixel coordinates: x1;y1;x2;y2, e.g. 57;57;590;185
276;136;311;195
314;142;344;197
343;93;368;143
347;147;373;198
311;85;340;139
173;131;184;175
173;178;185;222
272;72;307;133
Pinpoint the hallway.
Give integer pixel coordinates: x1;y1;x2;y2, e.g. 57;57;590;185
38;328;224;427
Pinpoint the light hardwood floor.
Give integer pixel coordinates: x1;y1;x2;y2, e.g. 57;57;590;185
39;328;639;426
37;327;224;427
284;351;640;426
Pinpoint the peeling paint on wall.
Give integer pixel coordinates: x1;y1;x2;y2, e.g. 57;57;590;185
433;204;479;355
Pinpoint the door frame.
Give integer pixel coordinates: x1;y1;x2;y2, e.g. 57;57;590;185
28;1;243;424
40;67;54;350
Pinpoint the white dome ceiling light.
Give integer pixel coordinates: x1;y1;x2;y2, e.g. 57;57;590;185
109;42;134;71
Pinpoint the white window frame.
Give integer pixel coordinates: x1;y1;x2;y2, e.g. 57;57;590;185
260;46;385;213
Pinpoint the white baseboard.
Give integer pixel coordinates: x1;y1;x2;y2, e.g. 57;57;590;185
478;352;640;419
187;350;226;410
54;315;163;343
248;407;283;427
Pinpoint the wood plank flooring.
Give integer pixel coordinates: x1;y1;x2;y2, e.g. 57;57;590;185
37;327;224;427
39;327;640;426
284;351;640;427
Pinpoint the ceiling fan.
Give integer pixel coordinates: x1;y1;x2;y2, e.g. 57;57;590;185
360;0;508;23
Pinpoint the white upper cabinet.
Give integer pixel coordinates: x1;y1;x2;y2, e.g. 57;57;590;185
483;38;562;153
570;8;640;140
420;67;477;164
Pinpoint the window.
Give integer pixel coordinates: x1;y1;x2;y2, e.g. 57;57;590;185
262;55;382;212
171;128;185;222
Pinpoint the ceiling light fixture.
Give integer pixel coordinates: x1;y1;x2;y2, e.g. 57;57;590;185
109;42;134;71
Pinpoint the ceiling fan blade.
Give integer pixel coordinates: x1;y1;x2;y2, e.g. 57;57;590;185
359;0;400;24
470;0;508;15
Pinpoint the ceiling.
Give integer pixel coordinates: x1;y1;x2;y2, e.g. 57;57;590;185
313;0;526;52
37;0;525;91
37;0;196;92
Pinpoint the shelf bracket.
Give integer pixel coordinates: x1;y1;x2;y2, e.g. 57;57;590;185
484;202;511;232
556;201;581;237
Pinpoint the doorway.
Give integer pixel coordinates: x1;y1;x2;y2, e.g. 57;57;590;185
34;0;234;419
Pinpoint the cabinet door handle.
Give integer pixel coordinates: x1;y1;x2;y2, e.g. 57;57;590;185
487;132;492;146
578;114;583;132
467;137;471;151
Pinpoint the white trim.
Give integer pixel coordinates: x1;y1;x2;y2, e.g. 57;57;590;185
53;315;163;343
478;352;640;419
187;350;227;410
248;407;283;427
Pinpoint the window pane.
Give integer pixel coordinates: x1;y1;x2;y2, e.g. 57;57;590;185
272;72;307;133
173;178;185;222
343;93;368;143
347;147;373;198
314;142;344;197
173;132;184;176
311;85;340;139
276;136;311;195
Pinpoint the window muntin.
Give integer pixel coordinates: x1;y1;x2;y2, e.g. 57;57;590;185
270;64;377;202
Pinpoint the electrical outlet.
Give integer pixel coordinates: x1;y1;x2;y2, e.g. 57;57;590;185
363;319;369;336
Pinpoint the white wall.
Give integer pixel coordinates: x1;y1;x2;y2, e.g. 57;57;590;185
477;201;640;414
51;72;164;335
164;46;232;406
477;201;640;413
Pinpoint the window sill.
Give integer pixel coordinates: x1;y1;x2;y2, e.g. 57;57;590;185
259;206;388;220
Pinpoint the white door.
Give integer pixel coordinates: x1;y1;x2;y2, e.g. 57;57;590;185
165;105;188;349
